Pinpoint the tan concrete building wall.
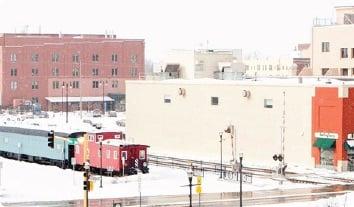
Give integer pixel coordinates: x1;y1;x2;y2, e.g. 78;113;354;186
194;52;238;79
312;24;354;76
126;80;315;167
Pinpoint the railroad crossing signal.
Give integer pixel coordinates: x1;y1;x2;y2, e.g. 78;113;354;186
195;176;202;194
48;130;55;148
273;154;283;162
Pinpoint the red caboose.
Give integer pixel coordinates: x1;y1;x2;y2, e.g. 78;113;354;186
74;139;149;175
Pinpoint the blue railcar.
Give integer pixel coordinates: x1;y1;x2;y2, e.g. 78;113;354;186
0;131;73;167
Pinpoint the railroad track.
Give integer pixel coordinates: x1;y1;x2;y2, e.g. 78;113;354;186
148;154;354;185
148;154;278;178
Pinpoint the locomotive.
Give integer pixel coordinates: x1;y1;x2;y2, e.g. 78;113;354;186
0;131;149;175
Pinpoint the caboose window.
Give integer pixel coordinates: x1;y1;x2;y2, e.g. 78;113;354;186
113;151;118;160
121;151;127;160
139;150;145;159
106;150;110;159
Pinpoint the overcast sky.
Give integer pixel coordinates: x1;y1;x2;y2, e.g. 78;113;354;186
0;0;351;60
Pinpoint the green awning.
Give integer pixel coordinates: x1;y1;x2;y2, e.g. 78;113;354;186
314;138;336;149
345;140;354;150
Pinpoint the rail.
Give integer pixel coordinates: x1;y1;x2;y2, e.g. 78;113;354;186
148;154;254;183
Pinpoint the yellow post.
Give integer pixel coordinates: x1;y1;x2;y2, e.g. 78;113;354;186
83;133;89;207
83;133;89;162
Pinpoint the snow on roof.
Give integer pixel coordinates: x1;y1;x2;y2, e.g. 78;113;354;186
128;77;354;87
102;139;131;146
45;96;114;103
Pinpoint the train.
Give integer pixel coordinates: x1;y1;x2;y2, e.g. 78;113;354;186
0;131;149;175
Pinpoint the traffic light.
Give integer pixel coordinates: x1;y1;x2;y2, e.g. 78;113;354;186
83;172;93;191
48;130;55;148
83;180;90;191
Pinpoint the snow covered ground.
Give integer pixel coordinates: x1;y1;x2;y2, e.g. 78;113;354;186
0;111;126;135
0;156;312;204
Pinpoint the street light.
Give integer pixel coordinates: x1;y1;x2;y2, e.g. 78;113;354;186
98;137;103;188
62;82;72;123
239;153;243;207
219;132;224;179
99;80;108;115
187;167;193;207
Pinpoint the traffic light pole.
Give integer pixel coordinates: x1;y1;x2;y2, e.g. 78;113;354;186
84;167;89;207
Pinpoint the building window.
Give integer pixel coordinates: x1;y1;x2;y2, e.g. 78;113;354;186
72;54;80;63
130;54;137;63
341;68;349;76
10;53;17;62
164;95;171;103
321;42;330;52
92;54;99;62
32;68;39;76
277;65;280;70
352;48;354;58
321;68;329;76
112;53;118;62
10;81;17;90
52;53;59;62
257;65;260;71
341;48;348;58
106;150;110;159
31;81;39;89
32;97;39;103
31;53;39;62
130;68;138;78
352;68;354;75
264;99;273;108
52;81;60;89
211;97;219;105
10;68;17;76
52;67;59;76
72;67;80;77
92;81;99;88
72;81;79;89
269;65;272;70
92;68;99;76
112;80;118;88
112;68;118;76
344;14;354;24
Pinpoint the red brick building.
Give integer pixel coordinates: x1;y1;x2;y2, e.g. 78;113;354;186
0;33;144;111
312;86;354;171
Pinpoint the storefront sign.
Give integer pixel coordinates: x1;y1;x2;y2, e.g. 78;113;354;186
315;132;338;139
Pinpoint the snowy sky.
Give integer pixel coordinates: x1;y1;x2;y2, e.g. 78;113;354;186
0;0;352;60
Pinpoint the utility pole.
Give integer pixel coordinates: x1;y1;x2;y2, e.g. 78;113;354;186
79;56;82;119
280;91;286;181
219;132;224;179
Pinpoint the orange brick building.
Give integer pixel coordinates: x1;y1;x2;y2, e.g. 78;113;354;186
312;86;354;171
